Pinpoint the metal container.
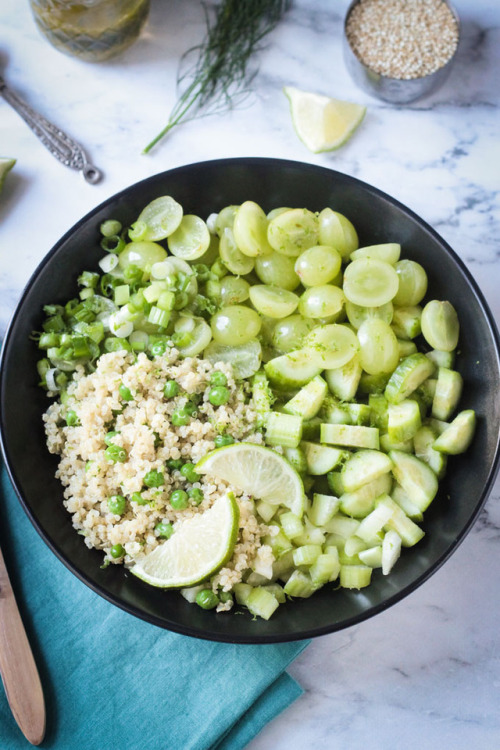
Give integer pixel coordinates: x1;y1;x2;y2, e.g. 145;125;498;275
342;0;460;104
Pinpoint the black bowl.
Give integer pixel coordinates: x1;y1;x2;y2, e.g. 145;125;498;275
1;158;499;643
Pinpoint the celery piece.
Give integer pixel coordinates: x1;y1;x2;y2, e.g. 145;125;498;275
343;535;368;558
308;493;340;527
324;514;360;538
263;528;293;559
279;511;303;540
293;517;326;547
180;584;205;603
272;550;295;582
265;412;302;448
262;583;286;604
143;281;164;304
358;545;383;568
246;587;280;620
320;423;380;450
302;441;346;475
432;367;463;421
282;375;328;419
292;544;322;567
382;530;402;574
387;399;422;442
284;570;317;598
356;496;395;541
310;552;340;586
385;506;425;548
233;583;252;607
339;564;372;589
114;284;130;307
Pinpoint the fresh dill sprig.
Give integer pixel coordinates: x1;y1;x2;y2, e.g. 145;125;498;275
143;0;291;153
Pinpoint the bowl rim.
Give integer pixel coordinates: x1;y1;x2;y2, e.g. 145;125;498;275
1;156;500;643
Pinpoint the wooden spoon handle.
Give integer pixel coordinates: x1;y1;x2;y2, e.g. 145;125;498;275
0;545;46;745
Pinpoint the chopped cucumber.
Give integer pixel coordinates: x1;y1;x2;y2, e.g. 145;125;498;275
379;433;413;454
264;350;322;388
320;423;380;450
308;493;340;526
384;353;435;404
342;449;393;492
432;367;463;421
413;425;447;479
324;354;362;401
339;472;392;518
246;587;280;620
387;399;421;442
391;305;422;340
310;552;340;585
284;570;317;598
432;410;476;455
301;441;346;475
282;375;327;419
327;470;345;496
389;450;438;511
426;349;455;369
265;412;302;448
382;530;402;574
339;564;372;589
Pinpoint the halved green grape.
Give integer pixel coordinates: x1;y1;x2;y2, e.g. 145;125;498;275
393;260;428;306
132;196;183;241
254;252;300;290
249;285;299;319
305;323;359;369
298;285;345;319
350;243;401;265
421;300;459;352
211;305;262;346
118;241;167;271
219;276;250;306
318;208;358;260
219;227;255;276
266;206;290;221
233;201;273;257
294;245;342;287
345;300;393;329
214;205;239;236
204;340;262;379
357;319;399;375
176;318;212;357
343;258;399;307
167;214;211;260
267;208;319;257
271;314;314;352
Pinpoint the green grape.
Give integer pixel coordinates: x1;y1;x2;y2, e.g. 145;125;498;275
294;245;342;287
345;300;394;329
175;318;212;357
393;260;428;306
233;201;273;257
421;300;459;352
211;305;262;346
118;241;167;271
249;285;299;319
215;205;239;236
357;318;399;375
271;314;314;352
219;227;255;276
298;284;345;319
167;214;210;261
220;276;250;305
267;208;319;257
318;209;358;259
254;252;300;290
343;258;399;307
305;324;359;369
259;315;277;345
196;233;220;266
350;243;401;265
267;206;291;220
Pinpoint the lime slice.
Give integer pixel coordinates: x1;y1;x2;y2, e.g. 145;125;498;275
131;493;239;588
284;86;366;153
196;443;306;517
0;157;16;192
134;196;183;242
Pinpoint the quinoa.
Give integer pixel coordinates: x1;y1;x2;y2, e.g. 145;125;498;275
346;0;459;80
43;349;271;609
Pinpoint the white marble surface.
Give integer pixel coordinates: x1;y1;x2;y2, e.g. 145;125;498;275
1;0;499;748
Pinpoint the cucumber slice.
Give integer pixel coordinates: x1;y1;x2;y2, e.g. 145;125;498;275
396;339;418;359
301;417;322;440
358;371;390;395
387;399;422;442
382;499;425;548
344;403;372;426
391;483;424;521
282;375;327;419
369;393;389;430
413;425;447;479
389;450;438;511
356;497;395;541
327;470;345;496
384;353;436;404
301;441;346;475
321;397;350;425
432;410;476;455
391;305;422;340
432;367;463;421
342;449;393;492
339;471;392;518
325;353;362;401
380;432;413;454
320;423;380;450
264;349;322;389
426;349;455;369
358;545;383;568
382;530;402;574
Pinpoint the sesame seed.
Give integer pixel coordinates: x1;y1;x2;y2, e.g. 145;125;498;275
346;0;459;80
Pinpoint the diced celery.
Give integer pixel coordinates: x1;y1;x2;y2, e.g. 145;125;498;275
272;550;295;582
251;370;274;427
262;583;286;604
413;425;447;479
343;535;368;558
233;583;252;606
308;493;340;526
282;375;328;419
382;530;402;574
263;528;293;559
143;281;164;303
293;544;322;567
251;545;274;580
279;511;303;540
246;571;271;587
293;517;326;546
339;564;372;589
356;496;395;541
302;441;346;475
358;545;383;568
324;514;360;538
284;570;317;598
310;552;340;585
265;412;302;448
246;587;280;620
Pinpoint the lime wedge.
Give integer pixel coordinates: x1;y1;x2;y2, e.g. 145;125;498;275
0;158;16;192
284;86;366;153
196;443;306;517
131;493;239;588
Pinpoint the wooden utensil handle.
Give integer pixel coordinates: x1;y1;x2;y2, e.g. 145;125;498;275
0;545;46;745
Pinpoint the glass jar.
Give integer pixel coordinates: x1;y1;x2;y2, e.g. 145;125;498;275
29;0;151;62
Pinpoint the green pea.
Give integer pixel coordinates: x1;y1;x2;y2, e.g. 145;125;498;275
180;462;200;483
219;591;233;604
108;495;126;515
167;458;183;471
143;470;164;488
105;444;127;463
155;521;174;539
188;488;204;505
110;544;125;559
171;408;190;426
195;589;219;610
65;409;80;426
119;383;133;401
208;385;230;406
210;370;228;386
163;380;180;399
214;434;234;448
131;492;149;506
169;489;189;510
104;430;119;446
183;401;197;416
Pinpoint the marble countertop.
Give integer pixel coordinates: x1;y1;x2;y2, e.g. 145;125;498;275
1;0;499;748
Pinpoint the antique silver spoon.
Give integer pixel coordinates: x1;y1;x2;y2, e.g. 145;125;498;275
0;73;102;184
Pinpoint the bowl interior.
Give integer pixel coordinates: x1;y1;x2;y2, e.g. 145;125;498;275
1;158;499;643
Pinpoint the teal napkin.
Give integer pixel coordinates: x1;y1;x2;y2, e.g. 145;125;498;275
0;467;308;749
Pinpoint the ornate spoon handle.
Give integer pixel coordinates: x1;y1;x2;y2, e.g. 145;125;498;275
0;75;102;184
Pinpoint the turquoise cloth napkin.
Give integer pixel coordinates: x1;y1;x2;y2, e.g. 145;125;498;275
0;467;308;749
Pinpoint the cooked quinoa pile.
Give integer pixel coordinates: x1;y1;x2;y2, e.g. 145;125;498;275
43;350;273;609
